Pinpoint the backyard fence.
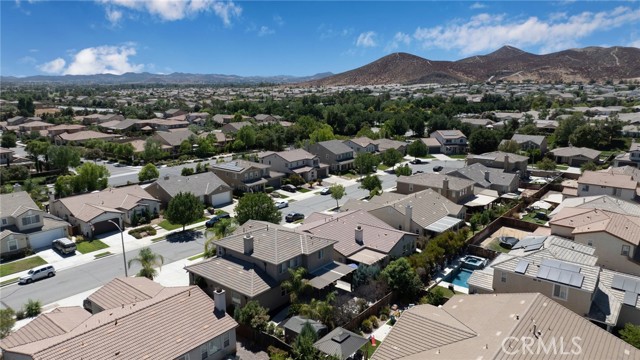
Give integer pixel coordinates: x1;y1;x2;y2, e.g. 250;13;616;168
341;292;395;332
236;324;291;353
467;244;499;261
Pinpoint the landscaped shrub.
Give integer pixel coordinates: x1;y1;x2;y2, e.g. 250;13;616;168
368;315;379;328
24;299;41;318
128;225;157;239
360;319;373;333
15;309;26;320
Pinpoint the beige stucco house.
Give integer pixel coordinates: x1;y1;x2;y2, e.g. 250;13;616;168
396;173;475;204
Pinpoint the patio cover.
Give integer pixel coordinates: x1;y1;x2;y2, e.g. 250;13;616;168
308;261;356;289
425;216;463;233
292;166;314;174
347;248;387;265
464;194;499;208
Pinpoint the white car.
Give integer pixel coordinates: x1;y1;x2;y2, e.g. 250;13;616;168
275;200;289;209
19;265;56;284
320;187;331;195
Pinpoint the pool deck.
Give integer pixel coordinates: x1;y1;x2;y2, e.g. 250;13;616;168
428;256;470;294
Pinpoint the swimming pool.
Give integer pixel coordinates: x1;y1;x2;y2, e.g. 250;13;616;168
443;267;474;288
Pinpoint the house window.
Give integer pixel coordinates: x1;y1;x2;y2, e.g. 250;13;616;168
281;287;288;297
22;215;40;226
223;332;230;348
582;185;589;191
615;188;622;197
587;239;593;247
1;218;6;225
289;257;298;268
208;337;221;355
501;272;507;283
201;346;208;360
553;284;568;301
279;262;287;274
318;249;324;260
231;291;242;306
409;184;413;192
622;245;631;256
8;239;18;252
177;355;190;360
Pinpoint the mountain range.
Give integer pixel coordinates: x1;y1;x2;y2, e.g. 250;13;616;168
2;46;639;86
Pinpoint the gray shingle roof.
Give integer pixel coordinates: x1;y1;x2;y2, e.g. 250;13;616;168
444;163;517;188
151;172;231;198
550;146;600;159
317;140;353;155
467;151;529;163
153;129;195;146
185;256;277;297
0;191;40;217
314;327;368;360
511;133;546;146
397;173;475;191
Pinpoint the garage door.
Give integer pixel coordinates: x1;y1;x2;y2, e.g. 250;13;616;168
28;227;66;250
92;219;120;235
211;191;232;207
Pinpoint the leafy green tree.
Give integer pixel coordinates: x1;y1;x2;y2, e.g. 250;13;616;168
84;148;104;162
25;140;50;172
620;323;640;349
234;300;270;332
235;192;281;225
54;175;75;197
421;288;447;306
554;114;582;147
580;161;597;173
288;173;305;187
380;148;404;170
569;124;601;148
17;96;35;117
380;258;423;299
138;163;159;182
518;124;539;135
537;157;557;171
407;139;428;158
236;125;257;149
181;167;195;176
47;145;81;173
360;175;382;192
498;139;520;153
291;322;323;360
299;292;337;330
143;138;164;163
309;124;335;143
282;267;311;313
212;218;237;239
0;308;15;339
128;247;164;280
468;128;499;154
165;192;204;231
354;152;380;176
1;132;17;148
395;164;412;177
179;140;192;155
329;184;345;209
75;162;110;192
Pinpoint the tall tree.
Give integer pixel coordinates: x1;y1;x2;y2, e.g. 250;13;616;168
75;162;110;192
234;300;270;332
47;145;81;173
380;148;404;170
407;139;428;158
281;267;311;313
309;124;335;143
468;128;499;154
138;163;159;182
236;125;257;149
143;138;164;163
354;152;380;176
329;184;345;209
128;247;164;280
25;140;50;172
291;323;323;360
360;175;382;192
380;258;423;299
1;132;17;148
235;192;281;225
554;114;583;147
0;308;15;339
395;164;412;177
497;139;520;154
165;192;204;231
17;96;35;117
569;124;601;148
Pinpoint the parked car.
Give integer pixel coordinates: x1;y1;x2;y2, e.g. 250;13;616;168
19;265;56;284
52;237;77;255
411;159;423;164
432;165;443;172
275;200;289;209
285;212;305;223
498;236;519;249
282;184;297;193
205;213;231;228
320;187;331;195
414;170;424;174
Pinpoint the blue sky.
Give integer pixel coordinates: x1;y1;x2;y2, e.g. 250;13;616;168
2;1;640;77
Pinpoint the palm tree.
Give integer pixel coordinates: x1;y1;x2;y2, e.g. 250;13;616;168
213;218;237;239
281;267;310;313
299;291;337;329
128;247;164;280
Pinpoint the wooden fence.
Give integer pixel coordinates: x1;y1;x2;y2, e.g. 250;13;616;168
236;324;291;353
467;244;499;261
341;292;395;332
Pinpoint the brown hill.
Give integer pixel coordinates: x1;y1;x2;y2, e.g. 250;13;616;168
305;46;640;86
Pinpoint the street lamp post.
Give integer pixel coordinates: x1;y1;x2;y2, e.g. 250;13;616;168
107;219;128;277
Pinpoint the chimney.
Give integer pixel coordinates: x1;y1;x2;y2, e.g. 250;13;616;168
213;288;226;314
504;155;510;172
355;225;364;245
243;234;254;255
484;171;490;182
442;177;449;196
405;204;413;232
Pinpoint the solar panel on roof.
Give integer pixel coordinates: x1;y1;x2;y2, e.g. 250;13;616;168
623;292;638;307
540;258;581;273
623;280;638;292
512;236;546;251
514;260;529;274
612;274;626;291
537;265;585;288
569;273;584;288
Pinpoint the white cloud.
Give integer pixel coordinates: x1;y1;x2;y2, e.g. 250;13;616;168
258;26;274;37
385;32;412;52
273;15;284;26
470;2;486;9
413;6;640;55
38;58;66;74
105;7;123;25
356;31;378;48
38;45;143;75
630;39;640;48
98;0;241;26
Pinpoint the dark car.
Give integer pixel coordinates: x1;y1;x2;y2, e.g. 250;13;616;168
205;213;231;228
534;212;550;221
285;212;305;223
433;165;443;172
413;170;424;174
498;236;519;249
411;158;423;164
282;184;297;193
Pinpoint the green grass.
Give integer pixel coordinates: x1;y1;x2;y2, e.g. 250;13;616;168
214;210;229;216
158;217;207;231
487;238;512;253
76;239;109;254
0;256;47;277
432;286;462;298
377;164;390;171
556;164;569;170
448;154;467;159
94;251;112;259
151;237;166;243
276;193;289;198
0;277;19;287
188;253;205;261
341;173;359;180
361;339;381;358
297;188;311;193
521;211;550;225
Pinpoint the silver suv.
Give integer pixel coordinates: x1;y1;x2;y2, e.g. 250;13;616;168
19;265;56;284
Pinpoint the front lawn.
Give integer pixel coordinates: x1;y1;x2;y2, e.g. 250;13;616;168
448;154;467;159
361;339;381;358
297;188;311;193
0;256;47;277
76;239;109;254
377;164;390;171
158;217;207;231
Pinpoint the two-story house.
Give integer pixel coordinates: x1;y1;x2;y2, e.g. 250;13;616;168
577;171;637;201
429;130;468;155
1;192;69;258
443;163;519;195
343;137;378;154
258;149;329;183
466;151;528;177
372;138;407;155
185;225;351;312
151;129;196;154
508;133;548;153
307;140;355;174
614;142;640;167
396;173;475;204
210;159;283;192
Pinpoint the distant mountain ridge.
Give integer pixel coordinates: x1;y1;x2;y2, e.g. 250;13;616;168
0;71;334;85
305;45;640;86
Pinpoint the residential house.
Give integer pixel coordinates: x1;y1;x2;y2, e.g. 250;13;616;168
145;172;232;208
82;114;123;125
163;108;187;118
466;151;528;177
46;124;87;138
185;226;349;311
535;119;559;132
307;140;355;173
141;118;189;131
372;138;407;155
0;148;13;165
18;121;54;135
550;147;601;166
429;130;468;155
341;189;465;237
282;316;327;343
258;149;328;182
343;137;378;154
420;137;442;155
508;133;548;153
187;112;210;125
213;114;253;125
54;130;118;145
151;129;196;153
396;173;475;203
222;121;253;134
210;159;283;192
576;170;637;201
254;114;277;122
614;142;640;167
0;192;69;257
0;278;237;360
200;131;230;149
443;163;519;195
50;185;160;238
549;195;640;218
460;118;495;128
296;209;419;266
372;292;638;360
